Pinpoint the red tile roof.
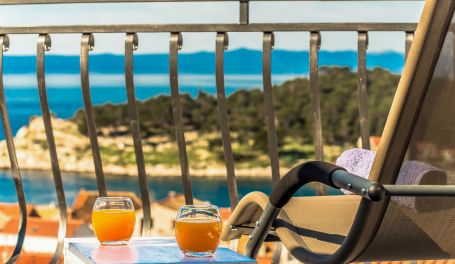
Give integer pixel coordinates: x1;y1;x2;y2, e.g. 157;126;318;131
0;203;39;218
0;246;56;264
219;207;231;221
257;256;271;264
0;216;83;237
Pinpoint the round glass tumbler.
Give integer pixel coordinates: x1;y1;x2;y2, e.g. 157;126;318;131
175;205;222;257
92;197;136;245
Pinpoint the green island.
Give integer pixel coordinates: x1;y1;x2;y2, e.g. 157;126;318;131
0;67;399;177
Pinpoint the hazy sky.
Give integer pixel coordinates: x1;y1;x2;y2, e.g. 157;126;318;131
0;1;424;55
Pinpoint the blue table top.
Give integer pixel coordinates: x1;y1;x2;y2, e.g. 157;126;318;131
68;237;256;264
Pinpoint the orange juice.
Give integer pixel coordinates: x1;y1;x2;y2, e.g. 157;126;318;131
92;209;136;243
175;218;222;253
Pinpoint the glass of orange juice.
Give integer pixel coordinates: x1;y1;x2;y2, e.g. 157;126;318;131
92;197;136;245
175;205;222;257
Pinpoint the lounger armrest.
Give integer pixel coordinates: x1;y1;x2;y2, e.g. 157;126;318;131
269;161;342;208
246;161;384;258
269;161;385;208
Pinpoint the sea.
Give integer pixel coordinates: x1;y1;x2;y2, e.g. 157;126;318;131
0;170;341;208
0;73;325;207
1;49;405;139
0;49;404;205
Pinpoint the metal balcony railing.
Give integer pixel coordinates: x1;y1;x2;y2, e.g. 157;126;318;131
0;1;419;263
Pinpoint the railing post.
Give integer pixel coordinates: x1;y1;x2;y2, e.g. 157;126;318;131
0;35;27;264
36;34;68;264
404;31;416;160
405;31;415;61
239;0;249;25
309;31;325;196
80;33;108;197
216;32;239;210
309;32;324;161
170;32;194;205
124;33;152;236
357;31;370;150
263;32;280;186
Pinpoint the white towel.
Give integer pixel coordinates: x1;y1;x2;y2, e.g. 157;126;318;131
335;148;447;212
335;148;375;195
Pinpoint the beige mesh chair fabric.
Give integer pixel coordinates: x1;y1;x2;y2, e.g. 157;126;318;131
222;0;455;262
222;192;361;255
358;20;455;262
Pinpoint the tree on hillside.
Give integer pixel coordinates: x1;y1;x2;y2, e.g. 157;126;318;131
73;67;399;151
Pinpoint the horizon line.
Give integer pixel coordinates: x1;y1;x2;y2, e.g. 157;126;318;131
3;48;406;56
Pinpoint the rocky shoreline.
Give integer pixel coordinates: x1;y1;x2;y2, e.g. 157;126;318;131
0;165;287;178
0;116;291;178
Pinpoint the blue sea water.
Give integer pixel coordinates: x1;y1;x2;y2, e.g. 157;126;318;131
0;49;403;204
0;170;341;207
1;49;406;139
1;73;326;206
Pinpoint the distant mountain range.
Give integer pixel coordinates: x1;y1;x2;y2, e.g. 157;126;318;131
3;48;404;75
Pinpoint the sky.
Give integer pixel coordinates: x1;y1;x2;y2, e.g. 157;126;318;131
0;1;424;55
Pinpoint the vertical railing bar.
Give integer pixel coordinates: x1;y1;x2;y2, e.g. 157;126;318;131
309;31;325;196
404;31;420;160
309;32;323;161
262;32;280;186
125;33;152;236
170;32;194;205
404;31;416;160
0;35;27;264
80;33;107;197
263;31;282;263
357;31;370;150
405;31;414;61
239;0;249;25
36;34;67;264
215;32;239;210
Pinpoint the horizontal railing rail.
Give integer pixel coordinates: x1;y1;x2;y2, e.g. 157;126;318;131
0;0;419;263
0;23;417;34
0;0;425;4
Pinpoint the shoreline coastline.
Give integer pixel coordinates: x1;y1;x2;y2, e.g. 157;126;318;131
0;165;290;178
0;116;301;179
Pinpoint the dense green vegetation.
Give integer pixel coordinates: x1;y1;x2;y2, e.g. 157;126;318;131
73;67;399;155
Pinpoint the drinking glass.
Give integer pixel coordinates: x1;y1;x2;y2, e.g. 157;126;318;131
175;205;222;257
92;197;136;245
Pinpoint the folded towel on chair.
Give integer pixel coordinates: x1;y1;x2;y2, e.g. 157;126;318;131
336;148;448;212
